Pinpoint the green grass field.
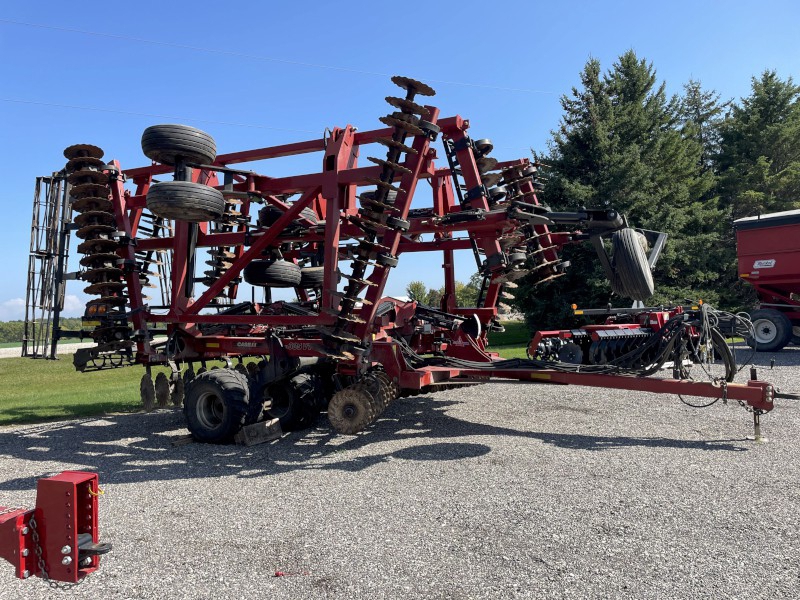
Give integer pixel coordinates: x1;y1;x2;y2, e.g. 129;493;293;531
0;322;532;426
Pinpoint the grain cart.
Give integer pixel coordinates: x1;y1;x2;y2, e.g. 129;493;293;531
48;76;785;443
734;209;800;351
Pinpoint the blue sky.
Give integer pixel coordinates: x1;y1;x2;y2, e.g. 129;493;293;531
1;0;798;320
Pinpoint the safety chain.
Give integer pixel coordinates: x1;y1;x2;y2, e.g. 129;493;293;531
28;515;82;589
28;516;52;585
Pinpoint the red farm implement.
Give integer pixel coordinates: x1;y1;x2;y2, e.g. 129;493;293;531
734;209;800;351
29;76;791;442
0;472;111;584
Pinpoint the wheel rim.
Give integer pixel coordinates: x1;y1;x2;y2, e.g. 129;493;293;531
753;318;778;344
196;391;225;429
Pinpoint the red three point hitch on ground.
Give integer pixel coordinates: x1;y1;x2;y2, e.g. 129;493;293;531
0;471;111;583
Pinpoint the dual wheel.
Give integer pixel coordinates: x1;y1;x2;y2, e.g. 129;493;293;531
142;124;226;222
183;367;323;443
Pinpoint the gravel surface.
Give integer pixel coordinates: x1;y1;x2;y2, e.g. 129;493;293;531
0;347;798;599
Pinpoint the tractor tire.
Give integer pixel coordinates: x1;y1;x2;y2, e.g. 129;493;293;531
746;309;793;352
299;266;325;288
610;228;653;301
146;181;225;222
183;368;250;443
242;259;301;287
264;374;320;431
257;205;318;228
141;124;217;166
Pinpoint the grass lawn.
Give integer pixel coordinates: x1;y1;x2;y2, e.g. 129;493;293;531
0;357;172;426
0;321;532;426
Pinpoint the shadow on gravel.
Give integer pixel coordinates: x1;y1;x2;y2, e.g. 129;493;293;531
0;394;748;490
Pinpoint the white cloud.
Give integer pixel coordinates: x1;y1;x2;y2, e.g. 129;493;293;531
0;298;25;321
62;294;86;316
0;294;89;322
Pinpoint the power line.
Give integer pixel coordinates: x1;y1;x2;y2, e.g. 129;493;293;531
0;98;320;133
0;18;557;95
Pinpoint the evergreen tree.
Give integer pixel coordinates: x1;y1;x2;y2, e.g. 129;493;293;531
717;71;800;220
679;80;728;171
517;51;723;329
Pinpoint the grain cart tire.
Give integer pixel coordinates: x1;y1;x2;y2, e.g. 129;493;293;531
243;259;301;287
184;368;250;443
328;385;375;434
264;374;319;431
746;309;793;352
299;266;325;288
141;124;217;166
146;181;225;222
610;228;653;301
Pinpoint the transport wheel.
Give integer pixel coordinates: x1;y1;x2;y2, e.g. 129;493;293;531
183;369;250;443
746;309;793;352
140;373;155;412
243;259;302;287
328;385;375;434
146;181;226;222
299;266;325;288
263;374;319;430
141;124;217;166
154;372;171;408
257;205;318;228
610;228;653;301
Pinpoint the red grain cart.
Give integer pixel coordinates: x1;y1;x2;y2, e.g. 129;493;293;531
734;209;800;351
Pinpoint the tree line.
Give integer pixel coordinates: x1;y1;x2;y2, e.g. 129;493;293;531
515;50;799;328
0;318;84;344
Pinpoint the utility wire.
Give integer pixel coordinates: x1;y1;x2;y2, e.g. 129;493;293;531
0;18;557;95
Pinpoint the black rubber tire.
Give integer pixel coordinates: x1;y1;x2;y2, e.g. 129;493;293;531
746;309;793;352
264;374;320;431
299;266;325;288
141;124;217;166
610;228;654;301
146;181;225;222
257;205;318;228
243;259;301;287
183;369;250;443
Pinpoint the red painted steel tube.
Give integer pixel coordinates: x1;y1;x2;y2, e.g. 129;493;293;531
456;369;776;412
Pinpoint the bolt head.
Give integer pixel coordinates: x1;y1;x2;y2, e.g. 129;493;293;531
61;556;72;565
21;549;29;557
21;527;29;535
61;545;72;555
22;570;30;578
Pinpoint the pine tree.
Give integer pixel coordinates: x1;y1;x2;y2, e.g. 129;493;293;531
717;71;800;220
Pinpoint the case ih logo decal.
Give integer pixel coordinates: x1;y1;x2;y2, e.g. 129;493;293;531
753;259;776;269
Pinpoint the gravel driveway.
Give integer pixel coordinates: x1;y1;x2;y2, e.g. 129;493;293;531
0;348;798;599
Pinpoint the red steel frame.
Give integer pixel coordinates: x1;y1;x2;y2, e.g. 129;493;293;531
0;471;107;583
87;106;778;415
